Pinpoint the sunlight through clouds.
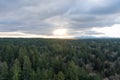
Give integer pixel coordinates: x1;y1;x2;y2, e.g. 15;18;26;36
0;0;120;38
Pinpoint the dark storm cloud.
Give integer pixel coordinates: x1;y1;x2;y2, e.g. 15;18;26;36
0;0;120;36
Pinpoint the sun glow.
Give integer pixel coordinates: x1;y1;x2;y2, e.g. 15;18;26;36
53;29;68;36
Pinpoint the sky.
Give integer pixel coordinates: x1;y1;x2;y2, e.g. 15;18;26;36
0;0;120;38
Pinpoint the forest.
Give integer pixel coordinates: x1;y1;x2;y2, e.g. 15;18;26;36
0;38;120;80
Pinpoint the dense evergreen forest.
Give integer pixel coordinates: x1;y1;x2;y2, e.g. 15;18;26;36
0;38;120;80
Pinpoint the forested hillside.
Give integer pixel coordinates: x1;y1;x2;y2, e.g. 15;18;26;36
0;38;120;80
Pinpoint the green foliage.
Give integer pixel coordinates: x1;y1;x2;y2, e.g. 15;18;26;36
56;71;65;80
0;62;8;80
66;61;79;80
22;56;32;80
11;59;21;80
0;38;120;80
30;70;37;80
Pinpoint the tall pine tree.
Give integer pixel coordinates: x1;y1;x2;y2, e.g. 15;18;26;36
11;59;21;80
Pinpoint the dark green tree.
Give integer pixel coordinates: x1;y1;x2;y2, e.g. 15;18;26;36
30;70;37;80
66;61;79;80
0;62;9;80
56;71;65;80
22;56;32;80
11;59;21;80
36;68;41;80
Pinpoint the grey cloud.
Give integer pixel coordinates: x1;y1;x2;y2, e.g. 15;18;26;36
0;0;120;37
89;0;120;15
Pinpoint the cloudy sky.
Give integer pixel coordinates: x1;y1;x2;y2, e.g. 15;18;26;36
0;0;120;38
